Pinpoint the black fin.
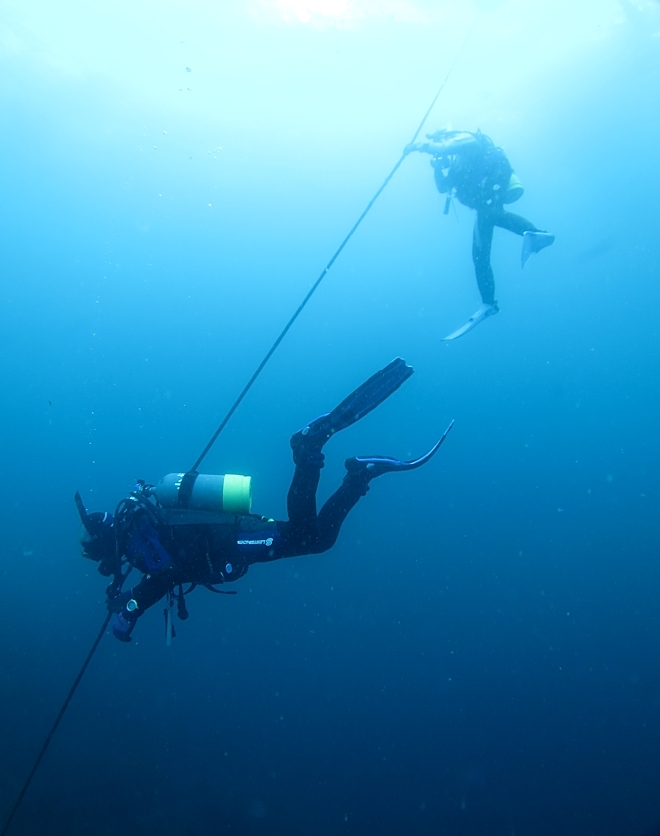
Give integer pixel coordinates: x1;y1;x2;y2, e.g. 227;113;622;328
292;357;414;451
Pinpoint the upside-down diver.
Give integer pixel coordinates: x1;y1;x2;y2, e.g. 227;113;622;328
76;358;453;642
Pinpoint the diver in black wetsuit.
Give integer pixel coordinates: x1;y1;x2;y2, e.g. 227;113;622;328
76;359;453;642
405;129;554;339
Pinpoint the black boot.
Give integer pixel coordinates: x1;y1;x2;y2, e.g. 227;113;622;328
290;417;330;466
290;358;414;466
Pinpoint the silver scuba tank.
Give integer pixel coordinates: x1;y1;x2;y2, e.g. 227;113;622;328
151;472;252;515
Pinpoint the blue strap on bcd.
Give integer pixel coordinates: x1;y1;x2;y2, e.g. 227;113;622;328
127;522;172;571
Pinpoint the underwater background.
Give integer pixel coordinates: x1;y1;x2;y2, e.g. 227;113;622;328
1;1;660;834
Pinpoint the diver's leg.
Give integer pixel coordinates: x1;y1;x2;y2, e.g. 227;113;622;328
281;450;437;557
278;444;391;558
472;209;497;306
491;206;537;236
285;454;323;544
491;206;554;267
237;448;325;563
314;423;454;553
276;360;418;557
269;468;364;559
281;358;414;552
313;473;371;552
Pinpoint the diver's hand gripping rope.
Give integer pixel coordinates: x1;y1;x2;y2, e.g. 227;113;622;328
189;15;479;472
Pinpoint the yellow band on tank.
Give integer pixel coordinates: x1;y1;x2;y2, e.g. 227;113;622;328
503;172;524;204
222;474;252;514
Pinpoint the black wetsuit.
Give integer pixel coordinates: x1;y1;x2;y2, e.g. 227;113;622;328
471;204;536;306
432;132;538;306
113;456;367;626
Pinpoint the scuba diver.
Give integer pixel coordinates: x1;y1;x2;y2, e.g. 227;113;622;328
76;358;454;643
405;129;555;340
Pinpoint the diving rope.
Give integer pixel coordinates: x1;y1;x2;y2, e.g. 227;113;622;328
190;15;479;472
0;18;478;835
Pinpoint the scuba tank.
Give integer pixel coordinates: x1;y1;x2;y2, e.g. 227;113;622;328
150;472;252;515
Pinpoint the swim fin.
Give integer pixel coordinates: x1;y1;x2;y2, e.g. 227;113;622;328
344;420;454;480
291;357;414;458
442;303;498;341
521;230;555;268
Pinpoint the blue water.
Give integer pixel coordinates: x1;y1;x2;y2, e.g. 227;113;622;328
1;2;660;834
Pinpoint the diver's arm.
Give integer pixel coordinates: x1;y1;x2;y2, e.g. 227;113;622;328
404;141;439;156
109;571;175;619
133;571;180;612
405;132;476;157
108;572;177;641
